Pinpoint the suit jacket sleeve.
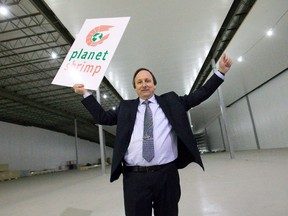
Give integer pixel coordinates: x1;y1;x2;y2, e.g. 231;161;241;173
180;73;224;111
81;94;118;126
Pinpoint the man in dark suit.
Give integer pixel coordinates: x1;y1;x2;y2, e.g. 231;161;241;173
73;54;232;216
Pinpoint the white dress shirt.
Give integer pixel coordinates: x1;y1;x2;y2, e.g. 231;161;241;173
124;95;178;166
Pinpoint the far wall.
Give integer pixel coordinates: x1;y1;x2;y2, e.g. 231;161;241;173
191;68;288;152
0;121;113;171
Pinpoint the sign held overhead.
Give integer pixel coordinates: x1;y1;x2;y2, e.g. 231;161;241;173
52;17;130;90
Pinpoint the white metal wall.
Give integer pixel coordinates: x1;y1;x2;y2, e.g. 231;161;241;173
226;97;258;151
206;118;224;151
0;121;113;171
248;70;288;149
196;69;288;151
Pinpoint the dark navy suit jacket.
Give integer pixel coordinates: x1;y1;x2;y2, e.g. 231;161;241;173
82;73;223;182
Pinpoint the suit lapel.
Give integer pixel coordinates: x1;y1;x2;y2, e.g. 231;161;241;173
155;95;174;126
128;99;139;136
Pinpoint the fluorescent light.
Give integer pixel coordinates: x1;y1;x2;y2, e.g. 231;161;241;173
266;28;273;37
51;52;58;59
0;6;9;15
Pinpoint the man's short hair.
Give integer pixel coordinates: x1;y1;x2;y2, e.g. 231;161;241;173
132;68;157;88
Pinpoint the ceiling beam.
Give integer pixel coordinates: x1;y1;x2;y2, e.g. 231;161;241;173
0;86;116;147
191;0;257;92
0;86;92;125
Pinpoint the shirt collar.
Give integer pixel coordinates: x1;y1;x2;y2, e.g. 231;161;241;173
139;95;156;105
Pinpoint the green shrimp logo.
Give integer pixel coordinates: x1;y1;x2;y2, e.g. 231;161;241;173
86;25;114;47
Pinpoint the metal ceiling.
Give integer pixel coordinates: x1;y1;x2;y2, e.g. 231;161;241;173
0;0;121;147
0;0;255;147
191;0;257;92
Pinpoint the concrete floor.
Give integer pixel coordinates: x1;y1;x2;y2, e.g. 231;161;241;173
0;149;287;216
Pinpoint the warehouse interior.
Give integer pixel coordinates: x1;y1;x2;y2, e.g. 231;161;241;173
0;0;288;215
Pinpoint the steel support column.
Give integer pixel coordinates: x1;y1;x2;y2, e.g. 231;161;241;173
187;110;193;132
212;59;234;159
96;89;106;175
74;118;79;168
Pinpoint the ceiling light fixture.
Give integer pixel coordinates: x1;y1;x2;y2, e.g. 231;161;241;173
266;28;273;37
231;9;286;68
0;6;9;16
51;52;58;59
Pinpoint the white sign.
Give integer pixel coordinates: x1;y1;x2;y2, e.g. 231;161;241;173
52;17;130;90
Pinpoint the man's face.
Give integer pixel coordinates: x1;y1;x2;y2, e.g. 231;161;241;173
134;70;156;100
